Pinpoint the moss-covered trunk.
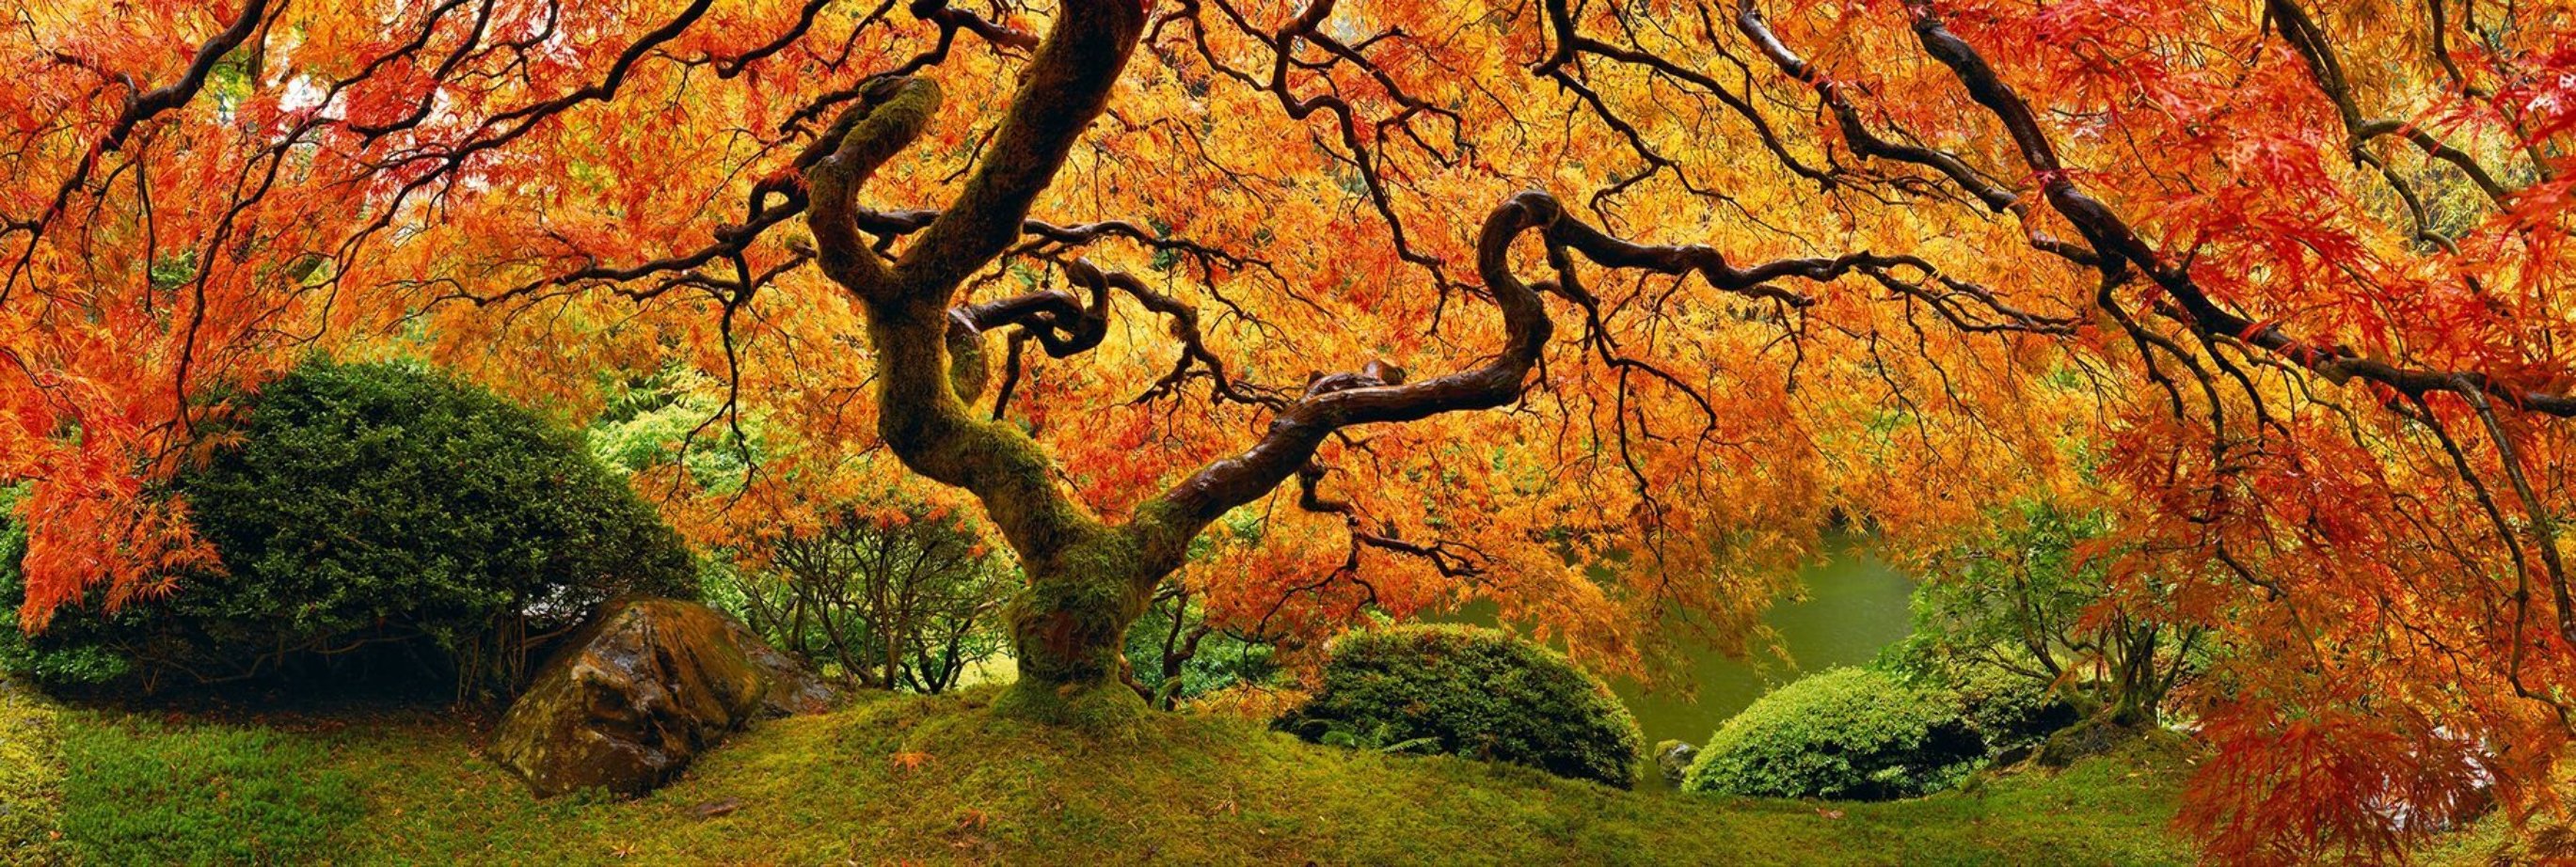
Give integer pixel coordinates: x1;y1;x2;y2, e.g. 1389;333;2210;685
991;532;1162;728
850;294;1161;727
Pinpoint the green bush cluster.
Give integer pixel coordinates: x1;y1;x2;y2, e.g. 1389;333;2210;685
2;358;698;697
1277;624;1644;787
1681;668;1984;800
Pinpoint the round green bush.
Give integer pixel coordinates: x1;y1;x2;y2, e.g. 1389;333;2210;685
3;358;697;696
1681;667;1983;800
1276;624;1644;787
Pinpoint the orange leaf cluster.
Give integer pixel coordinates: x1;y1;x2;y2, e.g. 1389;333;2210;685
3;0;2574;859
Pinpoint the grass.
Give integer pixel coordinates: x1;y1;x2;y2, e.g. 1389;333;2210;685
55;712;364;865
6;686;2198;865
0;679;69;865
2414;782;2576;867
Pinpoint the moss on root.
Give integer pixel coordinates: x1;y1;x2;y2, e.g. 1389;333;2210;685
990;677;1151;733
994;531;1158;725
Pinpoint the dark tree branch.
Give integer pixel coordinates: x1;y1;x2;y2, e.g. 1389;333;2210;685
1127;188;1907;569
892;0;1149;296
6;0;278;299
1891;0;2576;418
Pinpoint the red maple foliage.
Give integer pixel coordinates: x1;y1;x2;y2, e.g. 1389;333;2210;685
5;0;2574;859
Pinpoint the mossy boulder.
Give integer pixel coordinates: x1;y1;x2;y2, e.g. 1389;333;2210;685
2034;715;2147;768
491;599;835;797
1654;739;1699;783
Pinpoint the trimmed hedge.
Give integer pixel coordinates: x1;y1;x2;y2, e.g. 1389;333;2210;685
2;358;697;697
1681;668;1983;800
1277;624;1644;787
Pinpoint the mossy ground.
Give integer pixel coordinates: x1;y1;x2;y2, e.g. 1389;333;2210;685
7;685;2199;865
0;679;69;865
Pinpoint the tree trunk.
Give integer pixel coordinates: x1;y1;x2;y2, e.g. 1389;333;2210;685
990;532;1160;729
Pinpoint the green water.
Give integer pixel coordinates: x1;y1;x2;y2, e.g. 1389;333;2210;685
1450;542;1918;773
1610;546;1918;751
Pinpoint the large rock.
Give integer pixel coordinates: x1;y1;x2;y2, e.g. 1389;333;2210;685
492;598;835;797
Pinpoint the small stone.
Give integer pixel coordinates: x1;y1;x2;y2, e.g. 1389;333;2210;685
691;798;743;820
1653;739;1699;784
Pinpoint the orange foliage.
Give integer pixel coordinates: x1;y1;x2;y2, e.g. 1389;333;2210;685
3;0;2575;859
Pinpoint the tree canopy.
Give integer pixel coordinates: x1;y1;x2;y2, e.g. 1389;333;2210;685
4;0;2573;860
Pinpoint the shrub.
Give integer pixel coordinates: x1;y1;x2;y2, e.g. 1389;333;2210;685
1681;667;1983;800
1;486;134;687
4;358;698;697
1276;624;1643;787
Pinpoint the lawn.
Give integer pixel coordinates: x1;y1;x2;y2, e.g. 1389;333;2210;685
1;684;2199;866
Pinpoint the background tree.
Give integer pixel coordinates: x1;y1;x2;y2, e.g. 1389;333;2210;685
1121;579;1280;710
5;0;2575;859
737;501;1012;693
1897;501;2202;728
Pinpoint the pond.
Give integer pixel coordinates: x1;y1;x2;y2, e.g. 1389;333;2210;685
1608;543;1918;754
1449;539;1919;781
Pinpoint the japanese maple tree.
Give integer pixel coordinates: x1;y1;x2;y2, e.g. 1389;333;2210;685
6;0;2575;859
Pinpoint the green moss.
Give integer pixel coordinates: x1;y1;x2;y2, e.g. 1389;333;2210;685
2419;804;2576;866
56;710;362;865
0;680;68;865
29;687;2198;864
994;532;1155;724
990;677;1151;733
836;77;943;176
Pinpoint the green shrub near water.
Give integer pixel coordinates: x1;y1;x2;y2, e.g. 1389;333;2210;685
1276;623;1645;788
1682;667;1984;800
2;358;699;697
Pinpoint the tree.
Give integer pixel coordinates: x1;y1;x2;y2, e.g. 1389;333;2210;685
1121;579;1280;710
737;501;1013;693
1898;501;2201;729
4;0;2574;859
